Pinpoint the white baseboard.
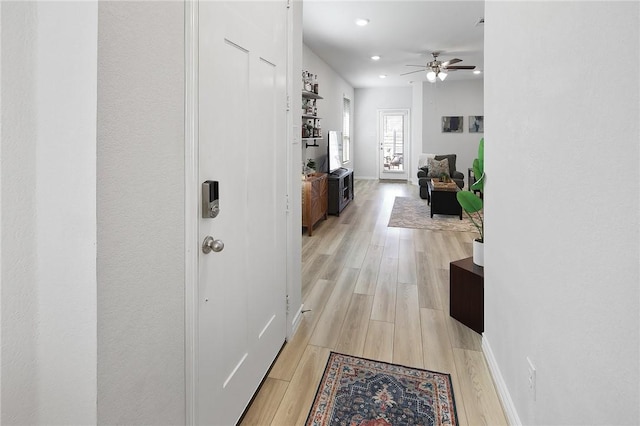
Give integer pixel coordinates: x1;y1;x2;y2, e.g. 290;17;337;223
356;176;378;180
482;336;522;426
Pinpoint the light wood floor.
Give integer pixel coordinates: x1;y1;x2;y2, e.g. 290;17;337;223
240;180;508;426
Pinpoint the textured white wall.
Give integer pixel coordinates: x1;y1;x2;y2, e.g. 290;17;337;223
422;79;484;181
484;2;639;425
1;4;38;423
1;2;98;423
97;2;185;424
353;87;412;179
302;45;354;172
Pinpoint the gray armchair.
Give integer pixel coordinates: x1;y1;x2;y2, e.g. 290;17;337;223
417;154;464;199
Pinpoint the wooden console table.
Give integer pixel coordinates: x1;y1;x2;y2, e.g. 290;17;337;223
302;173;328;236
449;256;484;334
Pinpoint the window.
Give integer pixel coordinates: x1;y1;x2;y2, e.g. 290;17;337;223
342;97;351;163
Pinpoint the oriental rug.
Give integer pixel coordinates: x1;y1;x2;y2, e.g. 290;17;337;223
305;352;458;426
387;196;478;233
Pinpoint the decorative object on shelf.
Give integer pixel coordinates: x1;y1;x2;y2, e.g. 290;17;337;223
442;116;463;133
469;115;484;133
456;138;484;266
302;70;319;94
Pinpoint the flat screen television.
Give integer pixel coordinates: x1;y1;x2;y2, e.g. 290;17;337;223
327;130;343;173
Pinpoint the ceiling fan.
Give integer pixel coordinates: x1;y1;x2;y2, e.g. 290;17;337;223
401;52;476;82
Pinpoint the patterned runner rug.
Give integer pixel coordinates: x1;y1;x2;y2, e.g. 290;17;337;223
305;352;458;426
388;196;478;233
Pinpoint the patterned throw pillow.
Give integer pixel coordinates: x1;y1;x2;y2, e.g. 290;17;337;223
426;158;450;178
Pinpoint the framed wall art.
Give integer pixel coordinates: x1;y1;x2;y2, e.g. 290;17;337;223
442;116;463;133
469;115;484;133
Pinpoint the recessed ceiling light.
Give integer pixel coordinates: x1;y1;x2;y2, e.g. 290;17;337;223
379;75;387;79
371;55;381;61
355;18;370;26
473;70;482;75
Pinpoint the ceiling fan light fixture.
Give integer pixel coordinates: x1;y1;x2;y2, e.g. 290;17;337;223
426;71;437;83
438;71;448;81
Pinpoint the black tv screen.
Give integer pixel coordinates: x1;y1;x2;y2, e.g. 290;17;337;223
327;130;343;173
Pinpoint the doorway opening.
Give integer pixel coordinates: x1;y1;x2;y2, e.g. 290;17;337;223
378;109;410;180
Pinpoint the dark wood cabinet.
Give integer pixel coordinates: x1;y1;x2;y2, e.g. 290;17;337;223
328;168;353;216
450;256;484;334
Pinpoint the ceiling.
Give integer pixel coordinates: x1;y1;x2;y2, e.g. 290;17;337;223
302;1;485;89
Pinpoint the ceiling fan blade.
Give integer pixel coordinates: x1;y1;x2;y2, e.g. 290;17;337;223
442;58;462;67
445;65;476;70
400;69;425;76
405;64;426;67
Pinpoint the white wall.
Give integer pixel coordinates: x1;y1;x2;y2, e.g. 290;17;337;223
485;2;639;425
302;45;354;172
423;79;484;185
1;2;98;423
97;2;185;424
410;82;423;185
353;87;412;179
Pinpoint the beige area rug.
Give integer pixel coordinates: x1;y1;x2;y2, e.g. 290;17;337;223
388;196;479;233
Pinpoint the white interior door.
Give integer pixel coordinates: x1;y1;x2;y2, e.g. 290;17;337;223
197;2;287;424
379;109;410;180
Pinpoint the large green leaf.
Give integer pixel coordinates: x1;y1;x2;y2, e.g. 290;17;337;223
477;138;484;172
471;160;484;192
471;138;484;192
456;191;483;213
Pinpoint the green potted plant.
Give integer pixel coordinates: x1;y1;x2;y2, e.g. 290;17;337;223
439;172;451;183
306;158;316;174
456;138;484;266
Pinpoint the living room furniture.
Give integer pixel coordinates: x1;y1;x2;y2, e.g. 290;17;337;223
426;179;462;219
328;168;353;216
417;153;464;199
449;256;484;334
302;173;328;236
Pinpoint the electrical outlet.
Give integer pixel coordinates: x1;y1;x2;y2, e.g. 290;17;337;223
527;357;536;401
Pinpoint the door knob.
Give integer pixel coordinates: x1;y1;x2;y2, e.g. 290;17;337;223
202;236;224;254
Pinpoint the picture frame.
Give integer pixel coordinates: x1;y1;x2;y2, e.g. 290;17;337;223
469;115;484;133
441;116;463;133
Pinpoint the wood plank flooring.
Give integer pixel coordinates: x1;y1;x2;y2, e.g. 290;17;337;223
240;180;507;426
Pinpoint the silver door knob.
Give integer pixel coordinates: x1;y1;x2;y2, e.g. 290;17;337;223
202;236;224;254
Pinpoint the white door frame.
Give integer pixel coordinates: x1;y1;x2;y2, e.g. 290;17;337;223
377;108;410;180
184;0;199;423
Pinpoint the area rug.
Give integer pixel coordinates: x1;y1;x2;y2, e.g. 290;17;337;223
388;196;478;233
305;352;458;426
